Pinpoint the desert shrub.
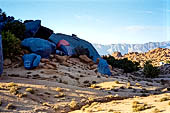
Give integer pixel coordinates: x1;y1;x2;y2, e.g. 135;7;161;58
159;97;170;102
143;61;160;78
54;92;65;98
2;31;22;58
74;46;91;58
0;9;7;21
69;100;78;109
166;60;170;64
9;87;19;95
0;100;2;106
6;103;16;109
103;55;140;73
168;101;170;105
7;82;18;87
25;88;34;94
2;21;25;40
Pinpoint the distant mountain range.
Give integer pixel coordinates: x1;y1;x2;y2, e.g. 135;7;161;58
93;41;170;55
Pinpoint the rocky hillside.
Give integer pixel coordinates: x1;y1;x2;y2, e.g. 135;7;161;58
1;54;170;113
93;41;170;55
112;48;170;67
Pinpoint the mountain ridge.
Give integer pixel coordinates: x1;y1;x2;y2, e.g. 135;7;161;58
93;41;170;55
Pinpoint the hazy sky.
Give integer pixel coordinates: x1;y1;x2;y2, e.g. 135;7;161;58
0;0;170;44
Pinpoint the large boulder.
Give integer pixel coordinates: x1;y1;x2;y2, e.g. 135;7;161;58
3;58;12;66
35;25;53;40
21;38;56;58
24;20;41;38
49;33;100;62
22;53;41;70
79;55;94;65
0;35;3;75
97;58;112;76
55;55;69;63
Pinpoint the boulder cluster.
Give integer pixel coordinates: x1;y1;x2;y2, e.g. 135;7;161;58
112;48;170;67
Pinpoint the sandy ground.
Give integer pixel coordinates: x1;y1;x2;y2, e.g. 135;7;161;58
0;58;170;113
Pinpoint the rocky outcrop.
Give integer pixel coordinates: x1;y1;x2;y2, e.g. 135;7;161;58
55;55;69;63
159;64;170;75
79;55;94;65
49;33;100;62
24;20;41;38
113;48;170;67
35;25;53;40
112;52;122;58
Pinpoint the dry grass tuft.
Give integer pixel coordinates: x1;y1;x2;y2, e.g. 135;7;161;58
25;88;34;94
55;87;62;92
9;86;18;95
132;101;151;112
114;81;120;84
90;84;98;88
16;92;27;98
69;100;78;109
96;107;103;111
152;108;161;113
42;102;51;107
54;92;65;98
127;82;131;87
88;97;95;102
6;103;16;109
113;112;121;113
168;101;170;105
81;104;89;111
159;97;170;102
135;83;141;86
7;82;18;87
52;104;60;111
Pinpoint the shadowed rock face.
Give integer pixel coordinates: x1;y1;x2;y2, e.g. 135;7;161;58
24;20;41;38
49;33;101;62
0;35;3;75
35;26;53;40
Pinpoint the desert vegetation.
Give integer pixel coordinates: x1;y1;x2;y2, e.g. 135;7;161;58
103;55;140;73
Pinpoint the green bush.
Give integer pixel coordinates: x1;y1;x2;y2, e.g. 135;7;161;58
2;21;25;40
0;8;7;21
166;60;170;64
143;61;160;78
2;31;22;58
103;55;140;73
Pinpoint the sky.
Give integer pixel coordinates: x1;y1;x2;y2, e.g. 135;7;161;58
0;0;170;44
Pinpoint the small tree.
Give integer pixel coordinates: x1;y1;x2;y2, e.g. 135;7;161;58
166;60;170;64
103;55;140;73
0;8;7;22
3;21;25;40
2;31;22;58
143;61;160;78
